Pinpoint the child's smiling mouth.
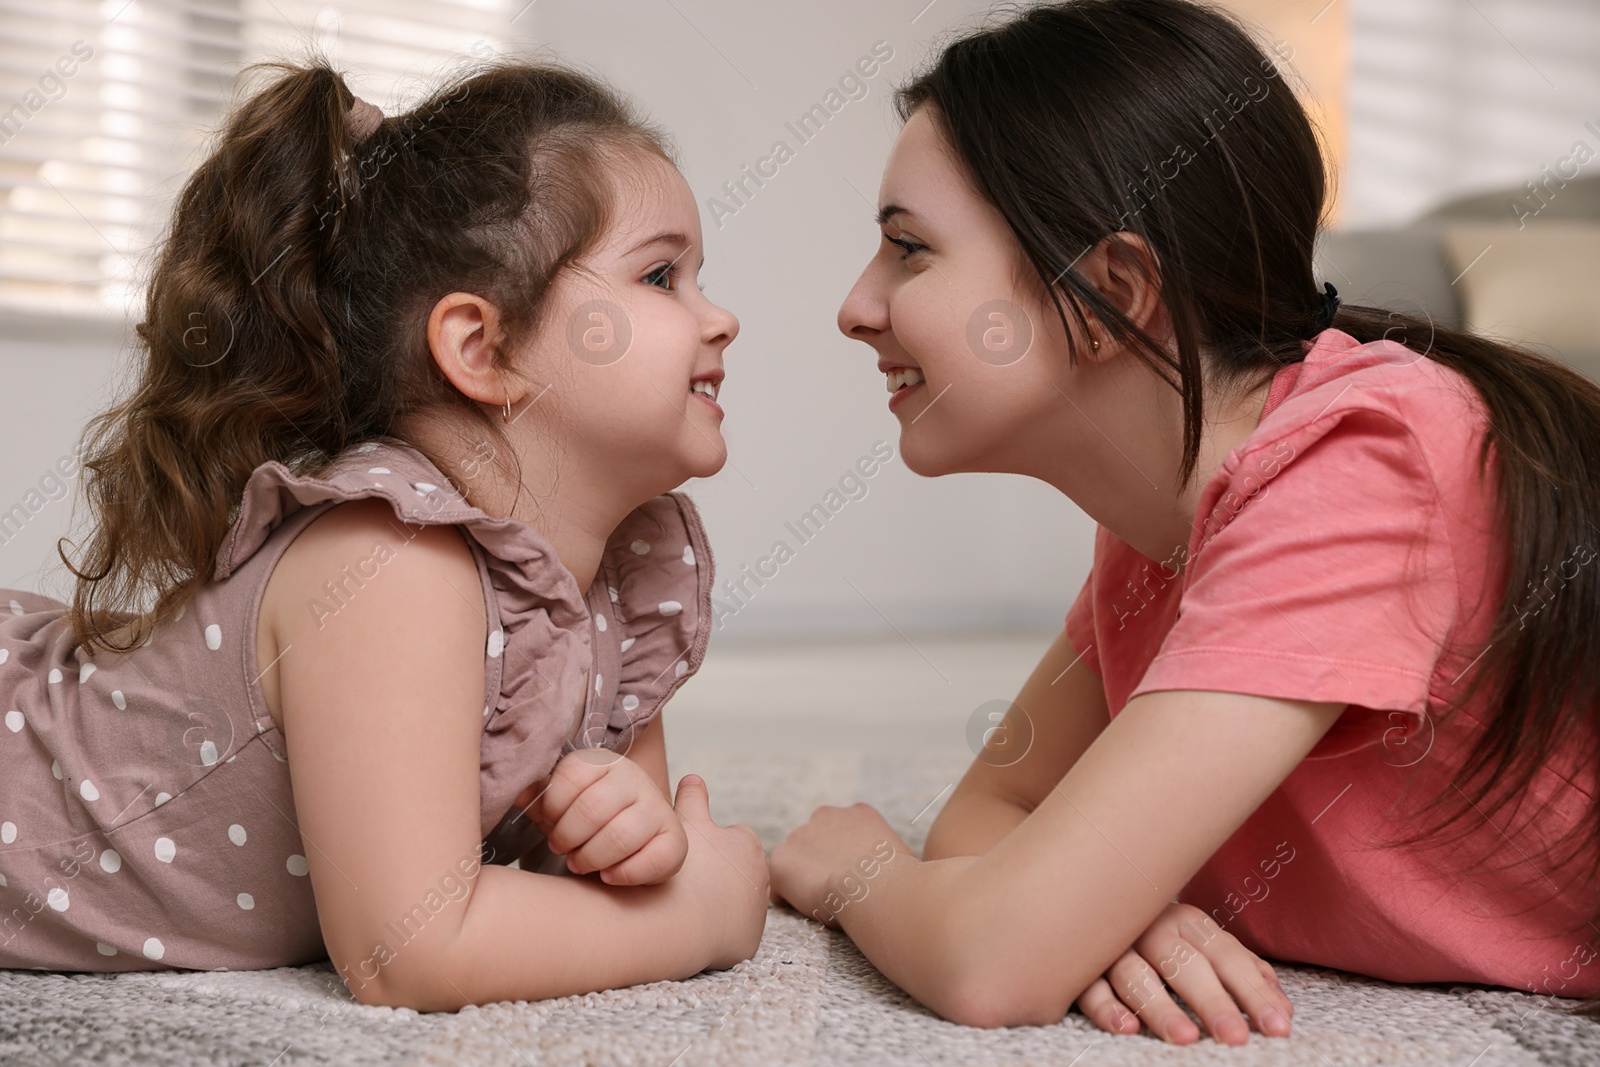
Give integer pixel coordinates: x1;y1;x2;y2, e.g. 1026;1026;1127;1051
690;370;724;415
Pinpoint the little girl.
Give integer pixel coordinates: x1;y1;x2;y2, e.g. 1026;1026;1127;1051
0;58;768;1009
772;0;1600;1045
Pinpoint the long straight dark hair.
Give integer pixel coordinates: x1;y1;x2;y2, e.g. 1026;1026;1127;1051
898;0;1600;1014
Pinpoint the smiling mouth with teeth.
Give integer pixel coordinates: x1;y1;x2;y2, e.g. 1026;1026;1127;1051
885;367;926;394
691;379;719;402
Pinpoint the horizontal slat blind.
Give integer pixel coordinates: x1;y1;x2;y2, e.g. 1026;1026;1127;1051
0;0;515;319
1345;0;1600;226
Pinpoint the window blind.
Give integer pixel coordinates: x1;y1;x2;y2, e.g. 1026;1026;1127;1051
1346;0;1600;226
0;0;517;319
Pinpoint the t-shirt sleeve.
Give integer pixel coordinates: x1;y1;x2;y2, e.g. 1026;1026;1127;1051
1063;564;1102;677
1131;407;1458;728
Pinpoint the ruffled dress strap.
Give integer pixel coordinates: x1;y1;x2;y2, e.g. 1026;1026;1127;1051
217;436;715;845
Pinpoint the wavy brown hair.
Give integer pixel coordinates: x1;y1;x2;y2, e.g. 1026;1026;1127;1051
61;56;672;654
899;0;1600;1014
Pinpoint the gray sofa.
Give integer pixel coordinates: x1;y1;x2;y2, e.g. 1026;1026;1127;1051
1316;176;1600;382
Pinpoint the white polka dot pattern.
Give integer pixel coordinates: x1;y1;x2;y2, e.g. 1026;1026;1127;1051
0;437;713;972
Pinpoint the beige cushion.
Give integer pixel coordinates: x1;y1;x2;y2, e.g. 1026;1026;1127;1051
1440;224;1600;379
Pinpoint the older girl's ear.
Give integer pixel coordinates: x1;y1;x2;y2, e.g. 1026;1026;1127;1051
1076;232;1169;351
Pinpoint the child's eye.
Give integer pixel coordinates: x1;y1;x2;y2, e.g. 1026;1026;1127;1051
644;263;676;290
884;233;926;261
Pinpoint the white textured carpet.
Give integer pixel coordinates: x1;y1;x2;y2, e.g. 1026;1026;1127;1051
3;634;1597;1065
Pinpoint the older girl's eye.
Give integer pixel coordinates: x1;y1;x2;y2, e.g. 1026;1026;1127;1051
884;233;926;260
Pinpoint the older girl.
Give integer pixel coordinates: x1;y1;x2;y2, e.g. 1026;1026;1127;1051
771;0;1600;1044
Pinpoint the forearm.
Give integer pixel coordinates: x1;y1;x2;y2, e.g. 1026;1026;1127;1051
834;843;1103;1028
831;849;986;1021
921;785;1030;860
372;862;713;1010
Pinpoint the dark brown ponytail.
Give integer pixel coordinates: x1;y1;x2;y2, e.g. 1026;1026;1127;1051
62;56;672;653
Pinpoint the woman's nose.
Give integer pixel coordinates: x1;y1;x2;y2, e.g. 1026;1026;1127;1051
837;266;886;342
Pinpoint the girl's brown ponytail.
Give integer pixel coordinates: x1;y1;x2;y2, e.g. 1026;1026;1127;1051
63;57;671;653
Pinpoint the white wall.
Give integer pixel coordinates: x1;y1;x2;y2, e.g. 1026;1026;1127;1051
0;324;136;603
516;0;1096;642
0;1;1097;644
14;0;1589;642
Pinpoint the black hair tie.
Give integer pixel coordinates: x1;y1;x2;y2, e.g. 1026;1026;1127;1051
1312;281;1340;333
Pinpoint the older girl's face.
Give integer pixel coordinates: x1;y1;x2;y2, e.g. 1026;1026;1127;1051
837;108;1088;478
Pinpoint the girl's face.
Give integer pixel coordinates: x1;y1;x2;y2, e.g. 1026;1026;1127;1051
836;108;1092;478
517;151;739;499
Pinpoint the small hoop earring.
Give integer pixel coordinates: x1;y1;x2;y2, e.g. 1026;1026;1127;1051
502;395;512;422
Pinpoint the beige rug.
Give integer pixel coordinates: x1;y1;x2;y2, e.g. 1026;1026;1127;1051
4;635;1598;1064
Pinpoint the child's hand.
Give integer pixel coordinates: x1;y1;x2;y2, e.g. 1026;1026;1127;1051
1074;902;1294;1045
530;748;688;886
669;774;769;970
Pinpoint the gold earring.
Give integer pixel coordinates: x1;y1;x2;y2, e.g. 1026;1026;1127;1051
502;394;512;422
1091;338;1100;351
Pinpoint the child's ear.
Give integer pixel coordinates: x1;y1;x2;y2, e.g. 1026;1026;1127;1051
427;292;507;407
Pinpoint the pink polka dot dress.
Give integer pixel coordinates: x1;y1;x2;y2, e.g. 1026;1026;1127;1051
0;437;714;973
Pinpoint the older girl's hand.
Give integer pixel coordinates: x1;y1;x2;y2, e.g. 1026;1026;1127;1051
769;802;910;927
530;748;688;886
1075;902;1295;1045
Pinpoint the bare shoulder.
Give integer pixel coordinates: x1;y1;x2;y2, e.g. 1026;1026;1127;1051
256;498;485;735
252;497;494;1001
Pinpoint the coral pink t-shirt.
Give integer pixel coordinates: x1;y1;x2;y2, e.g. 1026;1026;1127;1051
1064;328;1600;998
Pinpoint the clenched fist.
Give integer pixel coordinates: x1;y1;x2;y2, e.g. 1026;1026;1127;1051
526;748;689;886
